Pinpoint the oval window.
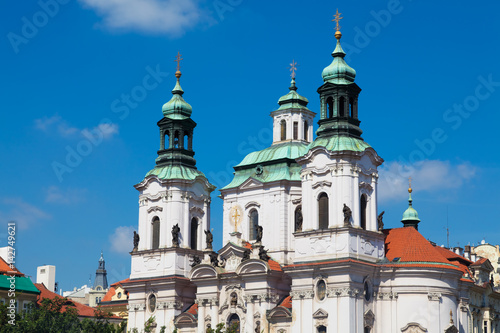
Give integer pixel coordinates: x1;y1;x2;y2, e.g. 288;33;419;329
317;280;326;301
148;294;156;313
117;292;122;299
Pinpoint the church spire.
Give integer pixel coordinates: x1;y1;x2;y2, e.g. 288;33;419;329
401;177;421;230
315;10;362;140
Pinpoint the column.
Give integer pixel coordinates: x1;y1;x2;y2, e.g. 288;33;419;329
183;194;190;248
197;302;205;333
370;174;378;231
352;168;360;228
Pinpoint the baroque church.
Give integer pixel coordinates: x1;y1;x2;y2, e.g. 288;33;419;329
123;16;500;333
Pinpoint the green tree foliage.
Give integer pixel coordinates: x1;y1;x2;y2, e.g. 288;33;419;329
0;297;125;333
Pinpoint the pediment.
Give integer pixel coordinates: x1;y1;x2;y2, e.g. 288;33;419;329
190;264;217;279
174;312;197;326
312;308;328;319
239;177;264;190
219;241;248;259
401;322;428;333
268;306;292;319
445;325;459;333
236;259;268;275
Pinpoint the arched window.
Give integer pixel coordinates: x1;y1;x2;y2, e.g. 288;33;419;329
364;328;371;333
294;206;303;232
349;97;354;117
183;131;189;150
249;209;259;240
304;121;308;141
318;326;327;333
174;130;179;148
318;193;329;230
280;120;287;141
293;121;298;140
164;130;170;149
360;194;367;230
327;97;334;118
190;217;198;250
228;314;240;333
152;217;160;250
339;96;345;117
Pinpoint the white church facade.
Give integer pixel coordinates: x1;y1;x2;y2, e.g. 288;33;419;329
124;19;500;333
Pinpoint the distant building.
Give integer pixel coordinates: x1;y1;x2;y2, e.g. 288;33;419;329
99;278;129;327
470;242;500;289
88;251;109;307
63;284;91;305
36;265;56;293
0;254;39;313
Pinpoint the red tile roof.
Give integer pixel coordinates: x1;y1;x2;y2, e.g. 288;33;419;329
186;303;198;316
0;256;23;277
101;278;130;302
279;295;292;309
472;257;488;266
34;283;103;318
384;227;454;265
433;246;473;264
243;241;252;249
268;259;282;271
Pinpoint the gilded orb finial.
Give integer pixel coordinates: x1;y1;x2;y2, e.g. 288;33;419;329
289;59;298;79
174;51;183;78
408;176;413;193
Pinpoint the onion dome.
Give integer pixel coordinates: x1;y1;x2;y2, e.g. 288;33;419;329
401;185;421;230
276;78;310;111
321;30;356;84
162;70;192;119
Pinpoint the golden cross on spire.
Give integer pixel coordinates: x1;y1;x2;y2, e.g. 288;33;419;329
289;59;298;79
332;9;343;31
174;51;183;71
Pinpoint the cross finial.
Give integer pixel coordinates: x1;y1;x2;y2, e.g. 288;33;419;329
174;51;183;72
289;59;298;79
332;9;343;32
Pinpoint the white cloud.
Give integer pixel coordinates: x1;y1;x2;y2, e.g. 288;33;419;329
0;198;51;230
35;115;119;140
35;115;79;138
79;0;208;36
378;160;477;203
110;226;136;255
45;186;87;204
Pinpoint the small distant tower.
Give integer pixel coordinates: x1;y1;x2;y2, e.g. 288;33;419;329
36;265;56;292
89;251;108;307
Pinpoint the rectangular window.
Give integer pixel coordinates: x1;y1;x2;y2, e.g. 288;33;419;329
293;122;298;140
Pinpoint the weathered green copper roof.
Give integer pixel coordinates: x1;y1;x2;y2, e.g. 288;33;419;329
222;142;308;190
322;33;356;85
223;162;303;189
235;142;309;167
145;164;207;181
402;191;420;222
308;135;371;152
276;78;310;111
0;275;40;294
162;71;193;120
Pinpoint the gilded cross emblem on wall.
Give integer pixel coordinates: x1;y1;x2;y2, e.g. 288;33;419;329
332;9;343;31
229;205;243;232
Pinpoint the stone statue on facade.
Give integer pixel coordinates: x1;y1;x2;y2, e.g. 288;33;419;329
258;246;270;262
172;224;180;247
242;249;251;262
377;211;385;231
191;255;201;268
209;251;219;267
256;225;263;243
343;204;352;226
133;231;140;251
204;229;213;249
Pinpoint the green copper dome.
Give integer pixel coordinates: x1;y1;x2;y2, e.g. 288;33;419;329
321;32;356;85
162;71;192;120
277;78;310;111
402;188;421;229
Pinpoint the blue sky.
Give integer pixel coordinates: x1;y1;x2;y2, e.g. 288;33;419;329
1;1;499;293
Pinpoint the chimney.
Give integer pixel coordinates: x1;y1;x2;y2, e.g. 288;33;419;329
453;247;464;256
464;245;471;260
